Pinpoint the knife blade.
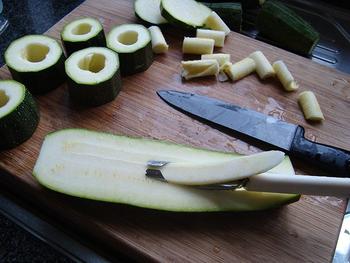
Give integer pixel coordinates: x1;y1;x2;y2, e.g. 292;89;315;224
157;90;350;177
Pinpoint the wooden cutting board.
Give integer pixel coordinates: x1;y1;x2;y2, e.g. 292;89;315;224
1;0;349;262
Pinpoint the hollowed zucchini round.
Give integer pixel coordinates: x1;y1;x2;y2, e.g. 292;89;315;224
61;17;106;56
107;24;153;76
5;35;66;94
65;47;122;106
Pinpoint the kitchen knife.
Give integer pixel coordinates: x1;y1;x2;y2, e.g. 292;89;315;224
157;90;350;177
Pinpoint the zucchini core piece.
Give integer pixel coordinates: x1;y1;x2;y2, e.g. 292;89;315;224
0;80;39;150
65;47;122;106
5;35;66;94
107;24;153;76
61;17;106;56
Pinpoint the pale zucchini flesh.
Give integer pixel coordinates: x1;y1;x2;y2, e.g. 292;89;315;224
272;60;298;91
162;150;285;185
148;26;169;54
33;129;300;212
298;91;324;121
249;51;275;79
196;29;226;48
201;53;230;67
204;11;231;36
182;37;214;55
181;59;219;80
223;57;256;81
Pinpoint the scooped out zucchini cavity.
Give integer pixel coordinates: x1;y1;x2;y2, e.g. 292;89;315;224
161;0;212;29
5;35;66;94
65;47;122;106
134;0;168;25
61;17;106;56
107;24;153;76
0;80;39;150
33;129;300;212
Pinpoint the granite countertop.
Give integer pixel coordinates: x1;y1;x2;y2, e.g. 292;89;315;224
0;0;83;261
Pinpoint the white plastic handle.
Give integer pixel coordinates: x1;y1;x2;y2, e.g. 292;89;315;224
246;174;350;197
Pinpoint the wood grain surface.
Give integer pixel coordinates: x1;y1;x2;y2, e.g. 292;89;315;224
1;0;350;262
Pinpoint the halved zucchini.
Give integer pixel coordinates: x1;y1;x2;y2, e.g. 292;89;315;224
33;129;300;212
5;35;66;94
161;0;212;30
61;17;106;56
65;47;122;106
135;0;168;25
107;24;153;76
0;80;39;150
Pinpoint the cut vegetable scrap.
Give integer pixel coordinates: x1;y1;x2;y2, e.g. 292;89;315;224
222;57;256;81
148;26;169;54
196;29;226;47
204;11;231;36
249;51;275;79
201;53;230;66
298;91;325;121
181;59;219;80
273;60;298;91
182;37;214;55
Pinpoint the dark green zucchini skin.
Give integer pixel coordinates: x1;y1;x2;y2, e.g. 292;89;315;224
0;89;39;150
7;53;66;95
67;69;122;106
118;41;153;76
256;0;319;56
201;2;242;31
62;30;106;56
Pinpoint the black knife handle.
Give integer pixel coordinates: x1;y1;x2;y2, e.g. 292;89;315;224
290;126;350;176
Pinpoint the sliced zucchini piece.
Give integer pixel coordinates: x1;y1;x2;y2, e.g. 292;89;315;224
148;26;169;54
0;80;39;150
33;129;300;212
160;0;212;30
135;0;168;25
65;47;122;106
181;59;219;80
5;35;66;94
257;0;319;56
204;11;231;36
107;24;153;76
61;17;106;56
182;37;214;55
298;91;324;121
